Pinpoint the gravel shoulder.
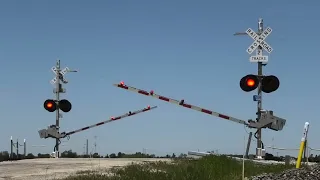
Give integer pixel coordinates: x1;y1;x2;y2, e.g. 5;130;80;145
0;158;171;180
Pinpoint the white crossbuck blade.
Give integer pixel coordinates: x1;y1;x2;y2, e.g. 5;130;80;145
246;27;273;54
50;67;70;85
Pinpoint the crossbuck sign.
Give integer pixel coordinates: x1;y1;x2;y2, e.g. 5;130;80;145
246;27;273;54
50;66;70;85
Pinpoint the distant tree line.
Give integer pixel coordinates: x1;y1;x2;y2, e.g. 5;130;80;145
0;151;36;162
264;153;320;162
59;150;186;159
0;150;187;162
2;149;320;163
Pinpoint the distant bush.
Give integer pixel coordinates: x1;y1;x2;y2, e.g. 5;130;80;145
0;151;10;162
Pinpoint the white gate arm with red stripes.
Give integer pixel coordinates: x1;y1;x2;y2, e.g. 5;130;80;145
38;105;157;139
113;81;250;126
61;105;157;137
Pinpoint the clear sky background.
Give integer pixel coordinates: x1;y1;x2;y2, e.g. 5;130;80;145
0;0;319;157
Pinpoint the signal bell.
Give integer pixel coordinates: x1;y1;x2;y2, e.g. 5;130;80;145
240;74;259;92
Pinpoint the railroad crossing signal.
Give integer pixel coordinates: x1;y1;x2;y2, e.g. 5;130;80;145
246;27;273;54
240;74;280;93
44;99;72;112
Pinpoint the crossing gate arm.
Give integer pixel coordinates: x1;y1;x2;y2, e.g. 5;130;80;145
61;105;157;137
267;146;320;152
113;81;248;126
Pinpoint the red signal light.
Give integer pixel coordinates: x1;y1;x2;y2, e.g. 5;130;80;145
46;102;53;108
120;81;124;86
59;99;72;113
261;75;280;93
111;116;115;120
246;78;256;87
240;74;259;92
44;99;57;112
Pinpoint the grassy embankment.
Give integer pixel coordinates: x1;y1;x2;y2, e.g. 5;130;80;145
63;155;295;180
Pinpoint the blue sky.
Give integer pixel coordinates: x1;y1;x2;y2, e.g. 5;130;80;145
0;0;319;157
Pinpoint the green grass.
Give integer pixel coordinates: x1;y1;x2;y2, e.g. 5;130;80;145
62;155;295;180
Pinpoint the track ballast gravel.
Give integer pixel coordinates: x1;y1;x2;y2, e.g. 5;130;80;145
250;164;320;180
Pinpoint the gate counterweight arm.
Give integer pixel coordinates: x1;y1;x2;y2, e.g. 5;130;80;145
113;82;248;126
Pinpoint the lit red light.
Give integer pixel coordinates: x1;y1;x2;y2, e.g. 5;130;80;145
246;79;255;87
46;102;53;108
44;99;57;112
111;116;115;120
120;81;124;85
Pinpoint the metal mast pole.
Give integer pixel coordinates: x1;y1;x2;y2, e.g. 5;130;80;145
10;136;13;160
24;139;26;157
256;18;263;158
94;136;97;154
86;139;89;156
245;132;252;158
55;59;61;158
16;139;19;158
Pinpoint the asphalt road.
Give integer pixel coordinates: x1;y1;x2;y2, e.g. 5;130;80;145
0;158;171;180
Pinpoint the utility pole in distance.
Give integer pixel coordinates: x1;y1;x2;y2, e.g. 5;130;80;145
44;59;77;158
235;18;279;159
86;139;89;156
